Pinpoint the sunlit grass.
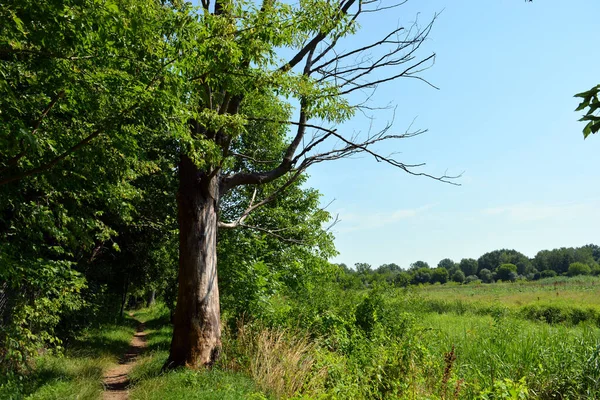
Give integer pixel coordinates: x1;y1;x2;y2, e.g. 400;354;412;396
127;305;268;400
420;276;600;309
416;312;600;398
18;321;135;400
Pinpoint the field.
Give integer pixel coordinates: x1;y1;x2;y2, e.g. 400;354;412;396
5;277;600;400
419;276;600;310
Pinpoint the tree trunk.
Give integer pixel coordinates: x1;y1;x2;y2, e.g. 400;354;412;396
165;156;221;369
119;274;129;320
146;289;156;307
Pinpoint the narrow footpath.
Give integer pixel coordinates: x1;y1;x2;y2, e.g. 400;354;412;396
102;316;147;400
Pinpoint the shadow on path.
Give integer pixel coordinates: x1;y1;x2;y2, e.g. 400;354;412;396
102;316;147;400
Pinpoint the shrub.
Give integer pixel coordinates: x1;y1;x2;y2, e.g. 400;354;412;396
451;270;465;283
478;268;494;283
540;269;557;278
394;272;412;287
465;275;480;284
496;264;518;281
413;268;431;285
355;291;386;335
430;268;449;284
459;258;478;276
568;262;591;277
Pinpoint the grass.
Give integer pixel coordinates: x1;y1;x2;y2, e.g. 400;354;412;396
128;305;320;399
128;367;267;400
127;305;269;400
221;324;326;399
420;276;600;309
2;319;137;400
8;278;600;399
3;305;269;400
416;312;600;398
408;276;600;327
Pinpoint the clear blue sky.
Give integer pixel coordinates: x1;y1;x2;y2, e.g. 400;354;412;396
305;0;600;269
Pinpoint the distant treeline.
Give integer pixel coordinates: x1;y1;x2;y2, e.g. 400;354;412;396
337;244;600;287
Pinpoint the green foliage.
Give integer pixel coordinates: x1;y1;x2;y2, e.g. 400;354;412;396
129;368;265;400
218;176;336;326
540;269;557;278
521;304;600;325
568;262;592;277
575;84;600;138
413;267;432;285
410;260;430;270
0;0;188;373
2;0;347;374
430;267;449;284
480;377;529;399
533;246;598;275
0;319;135;399
479;268;494;283
451;270;466;283
437;258;456;270
497;264;518;282
394;271;412;288
478;250;532;275
355;263;372;274
459;258;478;276
0;258;86;375
355;291;384;335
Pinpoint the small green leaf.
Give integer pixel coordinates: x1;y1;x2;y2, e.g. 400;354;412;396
583;122;592;139
12;13;26;34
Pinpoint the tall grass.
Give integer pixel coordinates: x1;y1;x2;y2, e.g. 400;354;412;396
420;312;600;398
223;324;326;399
9;286;600;400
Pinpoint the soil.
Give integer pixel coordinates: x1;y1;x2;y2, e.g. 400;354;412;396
102;317;147;400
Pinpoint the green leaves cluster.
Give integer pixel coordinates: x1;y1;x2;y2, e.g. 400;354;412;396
575;84;600;138
2;0;352;374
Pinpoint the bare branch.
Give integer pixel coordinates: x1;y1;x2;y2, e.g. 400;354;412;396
220;97;309;193
278;0;357;72
220;168;304;228
238;116;460;185
220;222;307;244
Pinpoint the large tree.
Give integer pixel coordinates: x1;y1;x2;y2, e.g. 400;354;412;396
1;0;456;369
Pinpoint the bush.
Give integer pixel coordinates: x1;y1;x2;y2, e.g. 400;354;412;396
540;269;557;278
478;268;494;283
394;272;412;287
459;258;478;276
496;264;518;281
465;275;480;284
568;262;591;277
412;268;431;285
451;270;465;283
430;268;449;284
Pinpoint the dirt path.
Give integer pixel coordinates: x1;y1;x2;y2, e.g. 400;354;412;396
102;316;147;400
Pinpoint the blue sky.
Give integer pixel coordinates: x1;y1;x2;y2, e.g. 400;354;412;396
304;0;600;269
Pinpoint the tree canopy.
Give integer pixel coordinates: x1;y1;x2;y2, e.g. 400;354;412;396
1;0;457;370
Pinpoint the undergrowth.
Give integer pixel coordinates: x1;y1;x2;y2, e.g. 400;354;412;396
5;279;600;400
0;320;135;400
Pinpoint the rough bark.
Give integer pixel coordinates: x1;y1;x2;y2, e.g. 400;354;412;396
165;155;221;369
